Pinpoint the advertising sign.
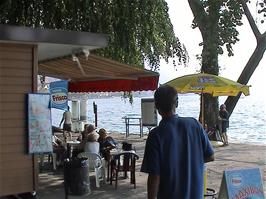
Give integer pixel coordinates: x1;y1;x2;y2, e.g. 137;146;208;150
50;80;68;110
28;93;53;153
218;168;265;199
141;98;158;127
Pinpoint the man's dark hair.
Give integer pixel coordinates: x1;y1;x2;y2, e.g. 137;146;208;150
154;85;178;113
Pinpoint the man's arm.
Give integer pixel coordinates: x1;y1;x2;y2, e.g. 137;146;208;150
147;174;160;199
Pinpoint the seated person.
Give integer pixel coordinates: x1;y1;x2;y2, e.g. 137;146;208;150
87;124;96;133
73;124;98;156
98;128;118;161
52;135;66;166
84;130;100;154
78;124;87;142
78;123;96;141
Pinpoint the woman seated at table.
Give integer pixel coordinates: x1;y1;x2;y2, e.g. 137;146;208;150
84;130;100;153
77;124;95;141
72;124;98;156
98;128;118;161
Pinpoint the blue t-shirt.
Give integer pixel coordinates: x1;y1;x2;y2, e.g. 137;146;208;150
141;114;214;199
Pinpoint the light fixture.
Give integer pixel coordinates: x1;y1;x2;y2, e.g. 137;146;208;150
82;49;90;60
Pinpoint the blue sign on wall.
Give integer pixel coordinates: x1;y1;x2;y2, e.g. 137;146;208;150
49;80;68;110
218;167;265;199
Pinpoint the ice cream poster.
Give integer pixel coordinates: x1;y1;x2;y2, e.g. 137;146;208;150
49;80;68;110
218;168;265;199
28;93;53;153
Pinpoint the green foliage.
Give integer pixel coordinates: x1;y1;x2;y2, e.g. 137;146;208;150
122;92;133;104
256;0;266;24
0;0;187;70
191;0;243;57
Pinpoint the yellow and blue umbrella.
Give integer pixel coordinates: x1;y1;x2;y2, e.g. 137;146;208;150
165;73;250;97
165;73;250;125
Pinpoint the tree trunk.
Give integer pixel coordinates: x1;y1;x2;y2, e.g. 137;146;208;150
200;94;219;128
201;38;219;131
225;33;266;116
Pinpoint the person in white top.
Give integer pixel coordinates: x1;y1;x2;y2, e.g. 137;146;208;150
59;106;72;141
84;130;100;154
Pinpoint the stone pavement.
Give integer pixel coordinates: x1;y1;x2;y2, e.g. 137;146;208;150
2;134;266;198
37;134;266;199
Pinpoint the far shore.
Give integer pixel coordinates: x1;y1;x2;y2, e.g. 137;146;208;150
108;130;266;145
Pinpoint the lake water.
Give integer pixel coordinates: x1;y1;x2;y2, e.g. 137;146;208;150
52;94;266;145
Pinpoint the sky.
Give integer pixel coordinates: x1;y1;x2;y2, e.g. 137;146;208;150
158;0;265;98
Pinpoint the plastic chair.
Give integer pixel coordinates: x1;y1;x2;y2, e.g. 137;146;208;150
110;151;139;189
77;152;106;188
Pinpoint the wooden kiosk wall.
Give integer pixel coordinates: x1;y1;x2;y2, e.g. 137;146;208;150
0;43;38;196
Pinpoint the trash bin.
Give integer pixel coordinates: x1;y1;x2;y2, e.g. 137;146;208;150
64;158;91;196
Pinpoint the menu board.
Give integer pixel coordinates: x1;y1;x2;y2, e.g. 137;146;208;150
141;98;158;127
28;93;53;154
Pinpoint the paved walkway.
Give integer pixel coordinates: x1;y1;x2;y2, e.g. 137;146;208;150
2;134;266;198
37;134;266;199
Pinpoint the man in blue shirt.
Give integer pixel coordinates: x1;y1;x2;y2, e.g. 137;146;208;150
141;85;214;199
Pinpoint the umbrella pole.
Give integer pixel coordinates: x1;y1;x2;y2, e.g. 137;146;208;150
201;93;204;128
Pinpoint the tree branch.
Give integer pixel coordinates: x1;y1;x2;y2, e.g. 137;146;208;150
225;35;266;116
187;0;208;34
262;31;266;38
225;28;266;116
240;0;261;40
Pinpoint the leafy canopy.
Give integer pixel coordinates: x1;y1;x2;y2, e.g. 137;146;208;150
191;0;243;57
192;0;265;57
0;0;188;70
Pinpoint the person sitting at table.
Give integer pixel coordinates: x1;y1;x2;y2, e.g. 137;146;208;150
74;124;98;155
77;123;96;141
52;135;66;167
98;128;118;161
78;124;88;142
86;124;96;135
84;130;100;153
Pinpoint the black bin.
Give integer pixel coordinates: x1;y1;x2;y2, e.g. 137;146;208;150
64;158;91;196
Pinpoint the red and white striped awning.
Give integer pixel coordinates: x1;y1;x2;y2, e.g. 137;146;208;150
39;54;159;92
